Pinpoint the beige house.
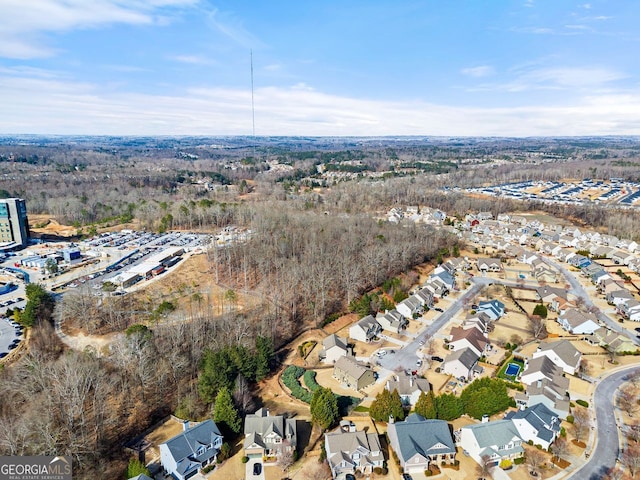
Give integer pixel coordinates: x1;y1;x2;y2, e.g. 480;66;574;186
333;355;375;391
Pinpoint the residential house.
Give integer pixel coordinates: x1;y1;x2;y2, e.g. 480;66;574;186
396;296;423;320
515;377;571;420
159;420;223;480
532;340;582;375
477;299;505;320
505;404;561;450
557;309;600;335
376;309;409;334
387;415;456;474
457;419;524;466
349;315;382;343
536;286;566;304
568;254;590;268
598;277;626;295
585;327;637;353
442;348;480;381
128;475;153;480
606;289;635;308
549;295;577;315
333;356;375;391
324;424;384;479
448;326;489;357
619;298;640;321
244;408;297;459
520;356;565;387
476;258;503;273
463;312;492;334
414;288;434;309
385;372;431;407
319;334;352;364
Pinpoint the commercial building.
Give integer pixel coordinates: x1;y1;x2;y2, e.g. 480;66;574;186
0;198;29;249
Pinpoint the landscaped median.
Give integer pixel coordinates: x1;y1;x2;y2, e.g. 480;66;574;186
280;365;360;413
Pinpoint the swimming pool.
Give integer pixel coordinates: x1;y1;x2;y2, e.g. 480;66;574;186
505;362;521;377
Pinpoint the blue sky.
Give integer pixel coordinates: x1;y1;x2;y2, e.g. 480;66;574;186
1;0;639;136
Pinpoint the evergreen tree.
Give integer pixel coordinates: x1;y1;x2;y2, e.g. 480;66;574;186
213;386;241;435
369;389;405;422
255;335;274;381
310;387;339;430
532;304;548;319
20;283;55;327
125;458;150;478
414;391;437;419
434;393;463;421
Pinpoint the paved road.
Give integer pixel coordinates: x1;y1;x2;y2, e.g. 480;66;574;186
541;256;639;345
567;365;640;480
379;278;492;372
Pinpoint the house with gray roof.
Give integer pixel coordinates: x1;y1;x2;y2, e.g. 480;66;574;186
377;309;409;332
387;414;456;474
557;308;600;335
333;355;375;391
348;315;382;343
532;340;582;375
324;425;384;479
476;258;502;272
243;408;297;460
319;334;352;364
128;475;153;480
159;420;223;480
520;355;565;386
396;296;423;320
442;348;479;381
506;403;561;450
515;377;570;420
385;372;431;406
457;419;524;467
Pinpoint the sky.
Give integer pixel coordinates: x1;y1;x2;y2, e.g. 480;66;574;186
1;0;640;136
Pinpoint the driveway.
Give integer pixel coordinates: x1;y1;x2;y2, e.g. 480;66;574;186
246;457;265;480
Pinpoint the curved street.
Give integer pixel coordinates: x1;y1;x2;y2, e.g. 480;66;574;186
567;365;640;480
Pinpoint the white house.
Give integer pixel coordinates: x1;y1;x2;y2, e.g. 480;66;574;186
349;315;382;343
532;340;582;375
448;326;489;358
385;372;431;407
159;420;223;480
324;424;384;479
506;403;561;450
396;296;423;320
457;419;524;467
442;348;479;381
557;309;600;335
319;334;352;364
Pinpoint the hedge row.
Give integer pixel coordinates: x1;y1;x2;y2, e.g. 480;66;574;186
303;370;321;392
282;366;313;403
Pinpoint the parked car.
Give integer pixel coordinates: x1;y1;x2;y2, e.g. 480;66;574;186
416;359;422;367
434;307;444;312
403;474;413;480
253;463;262;476
431;356;444;362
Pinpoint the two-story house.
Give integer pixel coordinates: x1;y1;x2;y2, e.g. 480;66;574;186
324;423;384;479
457;419;524;467
243;408;297;460
349;315;382;343
159;420;223;480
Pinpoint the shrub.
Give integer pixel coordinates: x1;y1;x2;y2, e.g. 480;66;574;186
241;456;249;464
514;457;525;465
576;399;589;408
373;467;383;474
528;440;534;445
566;415;575;424
202;464;215;473
281;366;313;403
500;459;512;470
425;469;433;477
560;427;567;437
303;370;321;392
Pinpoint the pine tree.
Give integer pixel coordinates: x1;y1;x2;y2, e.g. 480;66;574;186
213;386;241;434
414;391;437;419
310;387;339;430
369;389;405;422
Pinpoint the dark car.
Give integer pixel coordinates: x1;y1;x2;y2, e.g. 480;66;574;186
434;307;444;312
635;327;640;333
402;474;413;480
345;475;356;480
431;356;444;362
253;462;262;476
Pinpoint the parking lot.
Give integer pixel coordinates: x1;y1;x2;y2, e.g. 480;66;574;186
0;315;23;360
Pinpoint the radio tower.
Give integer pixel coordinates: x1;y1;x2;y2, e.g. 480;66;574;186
250;49;256;159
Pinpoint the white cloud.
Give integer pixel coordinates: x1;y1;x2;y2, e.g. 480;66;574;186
461;65;495;78
167;54;214;65
0;0;199;59
1;72;640;137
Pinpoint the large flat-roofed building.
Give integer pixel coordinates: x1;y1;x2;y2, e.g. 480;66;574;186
0;198;29;249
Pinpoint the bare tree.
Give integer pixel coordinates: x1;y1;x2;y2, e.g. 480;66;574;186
527;315;548;340
619;387;637;416
476;454;494;480
525;448;546;478
551;436;569;465
572;407;591;444
622;443;640;478
276;447;295;473
627;422;640;444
